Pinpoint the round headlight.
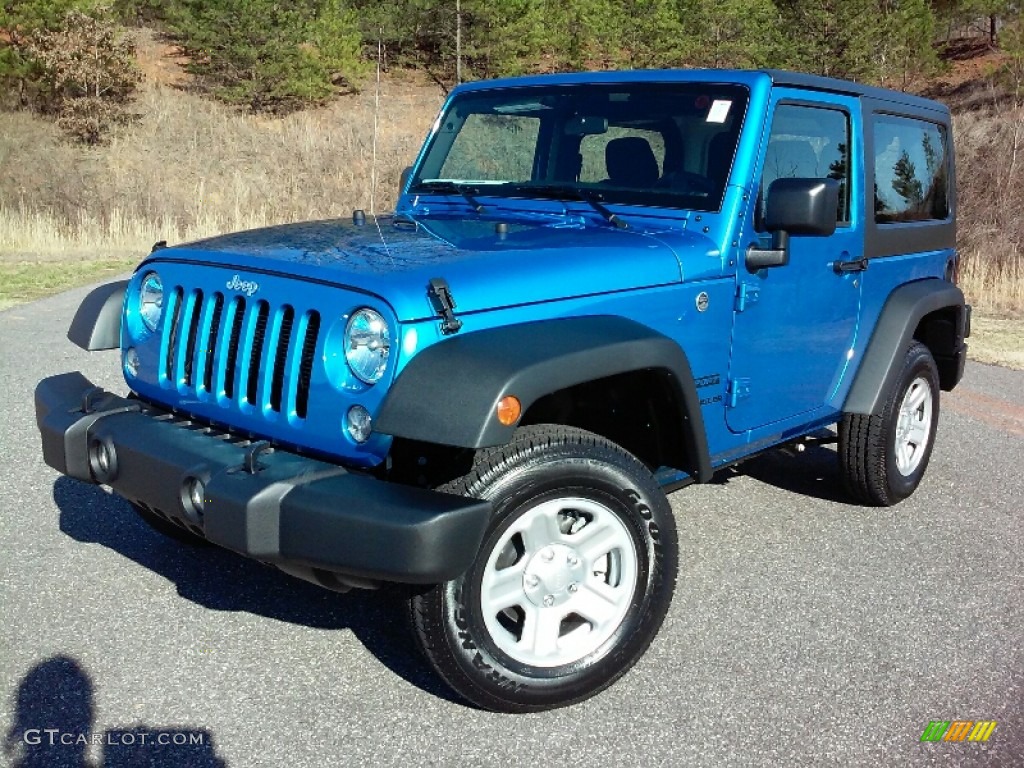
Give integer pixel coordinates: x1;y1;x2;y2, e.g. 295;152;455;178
344;308;390;384
139;271;163;332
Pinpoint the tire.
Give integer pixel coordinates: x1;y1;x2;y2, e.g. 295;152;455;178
839;341;940;506
408;424;678;712
130;503;211;546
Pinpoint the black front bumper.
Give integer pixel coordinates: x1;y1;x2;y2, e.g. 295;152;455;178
36;372;491;587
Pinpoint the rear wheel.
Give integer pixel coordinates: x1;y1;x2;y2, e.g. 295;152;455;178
408;425;677;712
839;341;940;506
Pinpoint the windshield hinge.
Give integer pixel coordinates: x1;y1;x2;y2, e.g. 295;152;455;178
427;277;463;335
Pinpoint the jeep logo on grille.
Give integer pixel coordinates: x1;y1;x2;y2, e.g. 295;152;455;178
226;274;259;296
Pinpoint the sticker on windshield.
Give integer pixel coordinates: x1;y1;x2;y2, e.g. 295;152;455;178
707;100;732;124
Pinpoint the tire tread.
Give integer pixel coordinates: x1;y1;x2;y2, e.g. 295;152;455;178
839;341;939;506
408;424;676;712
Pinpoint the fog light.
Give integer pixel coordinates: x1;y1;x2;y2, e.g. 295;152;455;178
88;439;117;483
183;477;205;522
123;347;140;378
346;405;372;443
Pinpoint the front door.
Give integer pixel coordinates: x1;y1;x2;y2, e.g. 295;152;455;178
726;91;864;433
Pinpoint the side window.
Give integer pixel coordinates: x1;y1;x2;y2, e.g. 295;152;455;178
873;115;949;223
439;114;540;181
579;126;666;183
758;104;851;229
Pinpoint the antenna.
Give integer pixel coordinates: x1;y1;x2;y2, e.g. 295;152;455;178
370;26;382;216
367;27;393;263
456;0;462;84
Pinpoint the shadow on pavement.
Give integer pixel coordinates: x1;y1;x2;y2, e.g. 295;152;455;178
3;655;223;767
713;443;862;506
53;477;460;705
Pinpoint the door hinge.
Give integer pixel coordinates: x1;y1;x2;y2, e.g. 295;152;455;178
727;378;751;408
735;283;760;312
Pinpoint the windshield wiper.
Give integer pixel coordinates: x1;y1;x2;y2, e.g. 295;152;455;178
512;184;628;229
413;180;485;213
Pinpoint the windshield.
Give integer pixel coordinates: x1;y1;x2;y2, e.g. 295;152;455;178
411;82;749;213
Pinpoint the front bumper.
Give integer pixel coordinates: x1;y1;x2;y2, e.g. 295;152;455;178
36;372;491;587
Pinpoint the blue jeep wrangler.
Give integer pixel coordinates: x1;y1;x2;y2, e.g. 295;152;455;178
36;69;970;712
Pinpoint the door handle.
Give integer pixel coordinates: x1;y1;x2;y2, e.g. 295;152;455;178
833;257;869;274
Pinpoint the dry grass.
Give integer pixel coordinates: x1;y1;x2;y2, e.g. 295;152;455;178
0;203;261;261
957;248;1023;371
953;106;1024;316
958;246;1024;316
0;61;444;310
0;71;443;262
965;315;1024;369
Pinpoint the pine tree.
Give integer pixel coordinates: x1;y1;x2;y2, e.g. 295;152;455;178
609;0;685;68
545;0;623;70
679;0;790;69
1;2;139;141
997;13;1023;104
459;0;550;78
169;0;367;113
777;0;886;80
892;150;924;205
877;0;941;87
0;0;101;106
23;8;140;142
558;0;606;70
349;0;453;77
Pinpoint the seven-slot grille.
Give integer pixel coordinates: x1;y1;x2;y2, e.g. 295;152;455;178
161;287;321;420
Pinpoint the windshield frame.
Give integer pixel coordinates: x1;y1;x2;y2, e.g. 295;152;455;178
409;81;750;214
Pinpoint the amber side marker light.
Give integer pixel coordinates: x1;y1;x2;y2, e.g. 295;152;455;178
496;395;522;426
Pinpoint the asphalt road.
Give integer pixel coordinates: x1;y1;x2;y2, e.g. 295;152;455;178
1;283;1021;768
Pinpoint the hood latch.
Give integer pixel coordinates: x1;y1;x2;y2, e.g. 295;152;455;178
427;277;463;335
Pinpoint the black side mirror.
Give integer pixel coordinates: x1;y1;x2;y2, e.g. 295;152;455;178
400;166;413;195
747;178;840;270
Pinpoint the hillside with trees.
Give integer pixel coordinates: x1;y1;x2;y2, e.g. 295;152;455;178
3;1;1020;117
0;1;1021;359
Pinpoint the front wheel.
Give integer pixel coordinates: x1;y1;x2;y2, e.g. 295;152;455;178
409;425;678;712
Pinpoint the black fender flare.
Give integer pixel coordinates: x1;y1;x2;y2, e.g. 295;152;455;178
844;279;967;416
375;315;713;482
67;280;128;351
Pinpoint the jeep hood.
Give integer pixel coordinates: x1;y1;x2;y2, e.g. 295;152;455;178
155;215;709;321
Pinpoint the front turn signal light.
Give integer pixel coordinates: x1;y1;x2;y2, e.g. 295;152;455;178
496;395;521;426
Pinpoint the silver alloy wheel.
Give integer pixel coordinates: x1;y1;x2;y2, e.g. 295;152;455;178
479;497;639;668
894;375;934;476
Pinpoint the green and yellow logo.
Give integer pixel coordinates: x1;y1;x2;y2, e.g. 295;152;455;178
920;720;997;742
